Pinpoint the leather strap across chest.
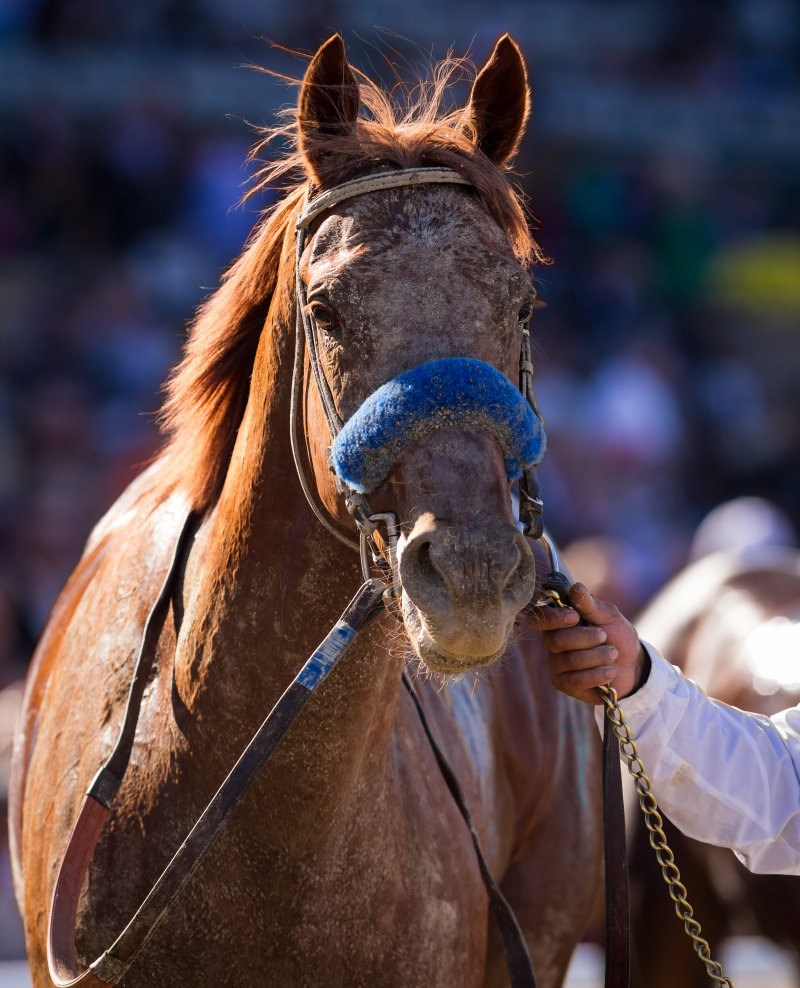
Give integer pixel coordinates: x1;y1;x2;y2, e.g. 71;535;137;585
47;519;390;986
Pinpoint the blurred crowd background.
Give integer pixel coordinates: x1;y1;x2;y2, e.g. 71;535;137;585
1;0;799;961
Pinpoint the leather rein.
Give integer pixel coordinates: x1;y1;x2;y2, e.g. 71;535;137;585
47;168;628;988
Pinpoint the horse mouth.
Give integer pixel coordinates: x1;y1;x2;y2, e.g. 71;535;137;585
391;512;535;674
400;594;509;674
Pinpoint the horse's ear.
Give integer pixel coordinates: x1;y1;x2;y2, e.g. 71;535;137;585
298;34;360;184
466;34;531;166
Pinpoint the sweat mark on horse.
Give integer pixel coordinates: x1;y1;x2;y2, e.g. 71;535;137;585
10;34;602;987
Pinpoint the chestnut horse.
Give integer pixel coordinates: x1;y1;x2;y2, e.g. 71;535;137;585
10;35;602;987
628;546;800;987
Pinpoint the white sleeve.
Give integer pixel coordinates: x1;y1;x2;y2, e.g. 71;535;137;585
595;644;800;875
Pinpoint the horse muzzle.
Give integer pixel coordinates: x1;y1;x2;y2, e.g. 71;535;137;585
330;358;545;671
397;510;535;672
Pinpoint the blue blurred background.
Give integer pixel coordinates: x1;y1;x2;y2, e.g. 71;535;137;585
0;0;799;962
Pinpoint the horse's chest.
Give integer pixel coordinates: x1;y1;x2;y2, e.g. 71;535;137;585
158;804;485;986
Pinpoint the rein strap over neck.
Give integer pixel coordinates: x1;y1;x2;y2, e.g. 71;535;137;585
47;531;388;986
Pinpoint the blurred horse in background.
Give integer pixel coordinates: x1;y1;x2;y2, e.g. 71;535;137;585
629;529;800;987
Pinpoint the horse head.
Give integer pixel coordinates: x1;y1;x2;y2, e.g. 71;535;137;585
295;35;546;674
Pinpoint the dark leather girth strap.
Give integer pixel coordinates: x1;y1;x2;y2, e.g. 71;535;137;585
602;716;630;988
402;672;538;988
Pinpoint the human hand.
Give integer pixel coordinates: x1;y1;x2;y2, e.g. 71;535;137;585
525;582;649;705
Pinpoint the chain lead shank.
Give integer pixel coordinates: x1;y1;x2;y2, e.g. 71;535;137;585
598;686;733;987
537;574;733;988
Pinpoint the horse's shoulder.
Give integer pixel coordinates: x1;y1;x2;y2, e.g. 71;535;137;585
83;458;180;554
419;626;594;748
11;468;191;840
48;464;190;653
8;467;189;907
411;628;597;803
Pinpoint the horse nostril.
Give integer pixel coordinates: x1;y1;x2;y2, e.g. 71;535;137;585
409;539;450;597
416;540;443;585
399;520;537;619
504;545;526;595
501;541;522;584
502;534;536;607
398;532;450;610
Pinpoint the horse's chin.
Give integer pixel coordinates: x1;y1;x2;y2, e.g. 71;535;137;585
414;639;505;675
401;596;509;674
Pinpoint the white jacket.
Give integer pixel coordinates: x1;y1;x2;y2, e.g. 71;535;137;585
597;645;800;875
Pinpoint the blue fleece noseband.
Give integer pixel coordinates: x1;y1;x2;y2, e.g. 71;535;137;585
330;358;546;494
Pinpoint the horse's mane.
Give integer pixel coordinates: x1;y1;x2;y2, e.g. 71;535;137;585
153;53;546;512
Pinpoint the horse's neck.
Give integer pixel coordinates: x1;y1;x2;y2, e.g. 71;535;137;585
172;303;402;805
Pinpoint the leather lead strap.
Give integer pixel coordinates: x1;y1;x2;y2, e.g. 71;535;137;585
602;715;630;988
402;672;538;988
538;569;630;987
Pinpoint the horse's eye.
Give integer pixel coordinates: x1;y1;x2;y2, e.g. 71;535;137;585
310;301;341;334
518;301;534;325
518;297;544;325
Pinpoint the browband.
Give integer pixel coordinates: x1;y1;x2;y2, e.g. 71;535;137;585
296;167;474;232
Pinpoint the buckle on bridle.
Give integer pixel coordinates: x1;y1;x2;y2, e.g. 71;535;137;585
518;468;545;541
359;512;401;613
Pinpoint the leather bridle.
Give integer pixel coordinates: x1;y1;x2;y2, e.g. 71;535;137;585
289;166;545;582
